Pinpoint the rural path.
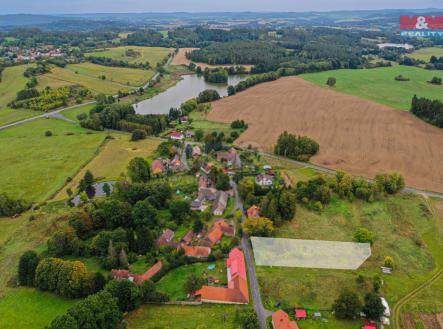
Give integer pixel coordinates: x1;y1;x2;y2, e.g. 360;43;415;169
181;142;190;170
231;180;273;329
262;153;443;199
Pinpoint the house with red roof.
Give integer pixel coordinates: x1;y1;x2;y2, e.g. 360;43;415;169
363;324;377;329
169;131;184;140
156;229;175;248
204;219;235;246
195;248;249;304
182;245;211;258
272;310;299;329
151;159;164;176
247;205;261;218
295;309;307;320
111;260;163;285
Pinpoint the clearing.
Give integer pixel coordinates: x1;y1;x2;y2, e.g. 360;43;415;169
172;47;253;70
125;304;247;329
85;46;172;66
54;134;160;200
0;118;105;202
208;76;443;193
409;46;443;62
300;66;443;110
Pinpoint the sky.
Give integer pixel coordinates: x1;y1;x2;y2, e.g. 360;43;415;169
1;0;443;14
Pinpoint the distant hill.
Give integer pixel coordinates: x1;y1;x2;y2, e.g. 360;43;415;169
0;14;67;27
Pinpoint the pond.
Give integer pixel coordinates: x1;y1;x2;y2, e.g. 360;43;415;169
134;74;246;115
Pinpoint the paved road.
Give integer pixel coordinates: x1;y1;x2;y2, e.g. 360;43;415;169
231;180;273;329
262;153;443;199
181;142;190;171
0;101;96;131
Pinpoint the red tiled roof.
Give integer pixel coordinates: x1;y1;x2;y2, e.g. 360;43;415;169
151;160;164;174
207;226;223;245
181;230;195;244
363;324;377;329
195;247;249;304
183;245;211;258
169;131;183;139
247;205;260;218
295;309;307;319
135;261;163;284
272;310;299;329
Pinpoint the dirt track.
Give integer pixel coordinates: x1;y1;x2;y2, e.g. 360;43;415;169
208;76;443;193
171;48;253;71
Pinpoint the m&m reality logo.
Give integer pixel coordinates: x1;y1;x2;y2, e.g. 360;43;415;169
400;16;443;37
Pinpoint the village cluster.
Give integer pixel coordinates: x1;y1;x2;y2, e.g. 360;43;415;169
1;45;65;62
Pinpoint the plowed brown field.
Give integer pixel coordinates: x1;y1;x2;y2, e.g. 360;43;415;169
171;48;253;71
208;76;443;193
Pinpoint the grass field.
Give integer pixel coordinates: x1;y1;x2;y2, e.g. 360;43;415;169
301;66;443;110
38;65;141;95
156;261;226;301
0;108;41;126
0;118;105;202
126;304;248;329
0;64;33;108
61;103;95;122
85;46;172;66
256;193;443;314
54;134;161;200
0;287;78;329
409;46;443;62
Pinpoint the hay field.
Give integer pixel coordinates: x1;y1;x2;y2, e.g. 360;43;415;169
172;48;253;71
39;66;134;95
54;134;161;200
85;46;172;66
410;46;443;62
0;64;33;108
208;76;443;193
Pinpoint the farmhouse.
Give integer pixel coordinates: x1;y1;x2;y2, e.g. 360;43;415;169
195;248;249;304
272;310;299;329
182;245;211;258
216;148;241;168
213;190;229;215
169;131;184;140
151;159;164;175
205;219;235;246
156;229;175;248
181;230;195;244
247;205;260;218
111;260;163;284
256;173;274;186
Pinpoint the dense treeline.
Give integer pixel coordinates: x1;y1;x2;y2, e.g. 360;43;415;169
87;56;151;70
427;56;443;70
203;67;228;83
411;95;443;128
228;71;279;95
188;40;291;73
0;193;30;216
274;131;320;161
126;30;171;47
80;98;168;135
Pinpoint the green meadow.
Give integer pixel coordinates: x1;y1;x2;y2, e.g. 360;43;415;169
0;118;105;202
409;46;443;62
0;64;33;108
85;46;172;66
301;66;443;110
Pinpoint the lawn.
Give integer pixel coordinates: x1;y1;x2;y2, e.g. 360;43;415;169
61;103;95;122
255;193;443;313
0;287;79;329
54;134;161;200
409;46;443;62
0;64;33;108
0;118;105;202
156;260;227;301
126;304;247;329
85;46;172;66
0;108;41;126
301;66;443;110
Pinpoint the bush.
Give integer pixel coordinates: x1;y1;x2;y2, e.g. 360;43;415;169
45;130;53;137
353;228;375;244
326;77;336;87
197;89;220;103
18;251;40;286
274;131;319;161
333;290;362;319
131;129;147;141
